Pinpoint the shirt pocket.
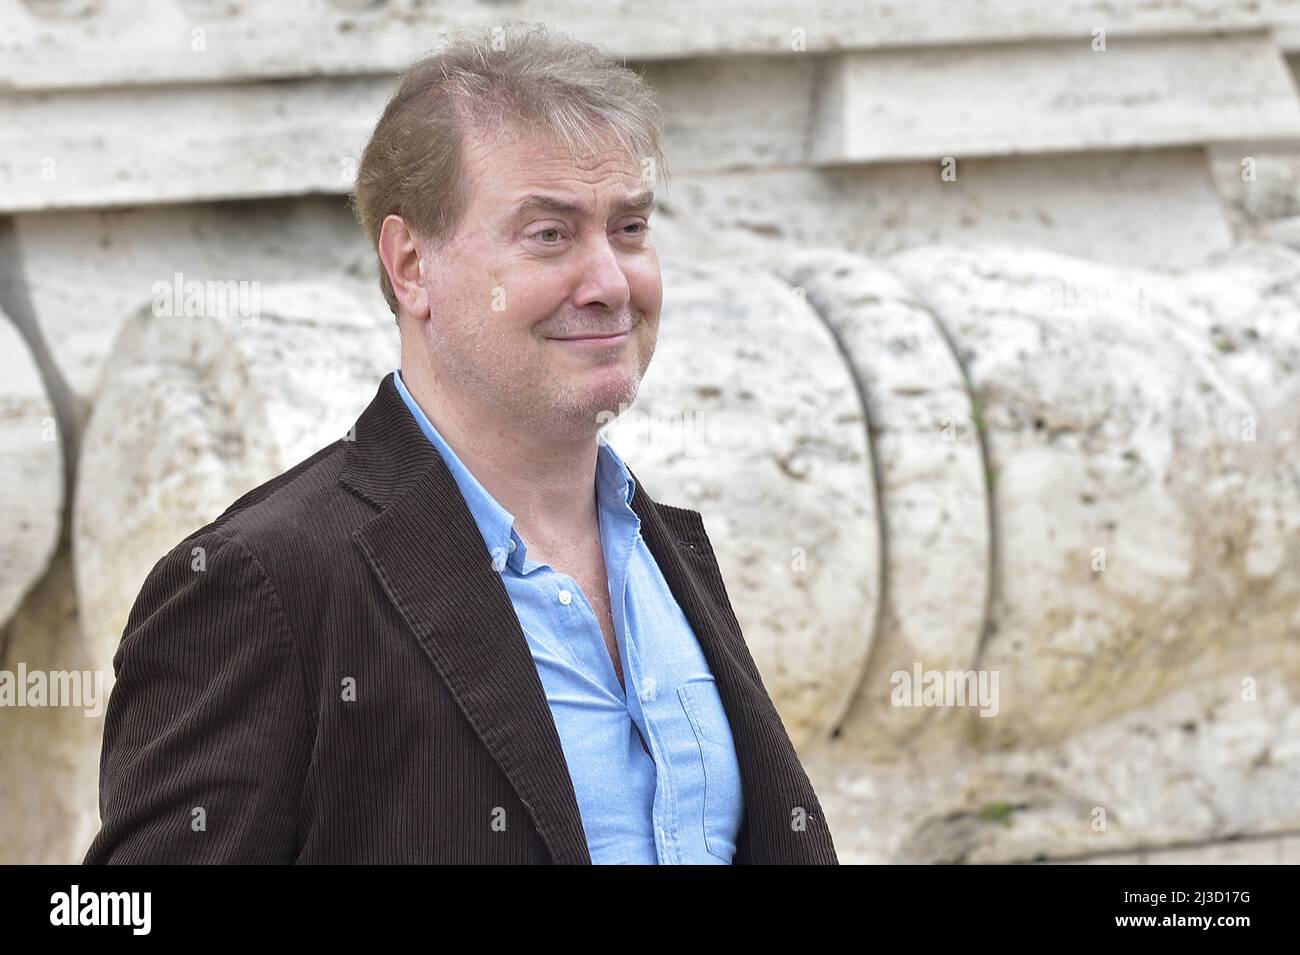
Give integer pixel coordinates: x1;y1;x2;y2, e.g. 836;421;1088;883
677;675;743;863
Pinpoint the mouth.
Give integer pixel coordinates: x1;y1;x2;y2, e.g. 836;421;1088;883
548;326;634;347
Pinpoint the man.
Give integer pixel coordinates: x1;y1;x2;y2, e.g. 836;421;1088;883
84;22;837;864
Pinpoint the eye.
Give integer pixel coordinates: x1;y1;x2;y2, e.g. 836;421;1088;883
619;221;650;237
533;227;565;244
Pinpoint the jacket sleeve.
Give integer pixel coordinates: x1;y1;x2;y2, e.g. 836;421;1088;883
83;529;312;863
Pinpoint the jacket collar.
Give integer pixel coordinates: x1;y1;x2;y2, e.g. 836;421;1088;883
337;372;795;864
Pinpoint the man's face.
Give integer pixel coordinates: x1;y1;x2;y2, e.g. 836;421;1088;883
412;123;662;443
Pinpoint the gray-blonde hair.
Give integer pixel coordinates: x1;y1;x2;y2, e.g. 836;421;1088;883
350;20;671;320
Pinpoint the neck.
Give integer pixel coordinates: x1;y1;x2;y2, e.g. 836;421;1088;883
399;362;601;555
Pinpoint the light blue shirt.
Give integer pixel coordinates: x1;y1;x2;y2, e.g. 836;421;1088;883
393;369;744;864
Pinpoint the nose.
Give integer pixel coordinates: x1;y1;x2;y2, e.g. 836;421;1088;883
570;232;632;313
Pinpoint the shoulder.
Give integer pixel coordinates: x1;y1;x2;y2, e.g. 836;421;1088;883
128;437;370;641
175;437;362;570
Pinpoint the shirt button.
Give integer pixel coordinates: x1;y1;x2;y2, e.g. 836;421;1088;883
558;589;572;605
508;540;517;553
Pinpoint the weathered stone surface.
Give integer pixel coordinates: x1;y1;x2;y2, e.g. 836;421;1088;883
651;150;1233;275
0;77;391;212
779;242;1300;863
13;198;375;410
602;263;877;751
4;0;1298;90
0;308;63;627
804;671;1300;863
882;242;1300;750
813;35;1300;164
1207;140;1300;234
72;281;398;680
6;36;1290;216
640;55;815;174
774;249;989;759
0;545;102;864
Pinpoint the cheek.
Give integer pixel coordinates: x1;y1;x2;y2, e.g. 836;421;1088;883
506;287;574;340
496;269;570;327
435;260;497;325
627;264;663;314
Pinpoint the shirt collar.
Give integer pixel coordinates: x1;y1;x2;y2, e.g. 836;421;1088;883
596;433;637;513
393;368;637;573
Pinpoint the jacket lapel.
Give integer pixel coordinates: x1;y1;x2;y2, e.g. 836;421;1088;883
340;373;591;864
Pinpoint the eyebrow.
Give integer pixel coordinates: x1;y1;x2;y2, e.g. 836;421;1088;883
507;189;656;224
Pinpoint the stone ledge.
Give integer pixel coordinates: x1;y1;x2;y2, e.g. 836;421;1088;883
812;34;1300;165
5;0;1300;91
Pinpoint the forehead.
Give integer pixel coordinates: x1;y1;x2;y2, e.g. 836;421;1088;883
461;123;646;210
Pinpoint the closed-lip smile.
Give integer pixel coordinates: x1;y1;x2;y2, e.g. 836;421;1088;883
551;328;633;342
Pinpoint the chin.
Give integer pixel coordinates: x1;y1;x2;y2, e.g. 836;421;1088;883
554;377;640;434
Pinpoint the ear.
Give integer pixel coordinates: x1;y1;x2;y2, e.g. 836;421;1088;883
378;214;430;322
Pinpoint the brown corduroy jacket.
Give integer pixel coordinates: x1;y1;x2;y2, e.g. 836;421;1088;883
83;371;838;864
